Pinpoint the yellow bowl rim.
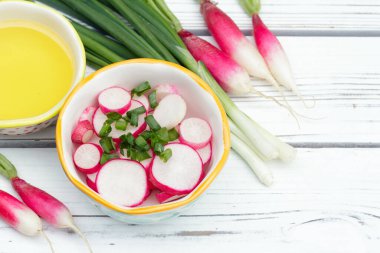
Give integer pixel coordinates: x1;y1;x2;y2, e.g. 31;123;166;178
56;58;231;215
0;0;86;129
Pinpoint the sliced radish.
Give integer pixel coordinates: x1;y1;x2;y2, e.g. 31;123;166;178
73;143;102;174
155;84;179;102
96;159;148;207
71;120;94;144
150;143;203;195
79;106;96;123
86;173;98;192
93;100;147;139
98;86;131;114
155;192;185;204
196;143;212;166
153;94;186;129
133;94;150;111
179;118;212;149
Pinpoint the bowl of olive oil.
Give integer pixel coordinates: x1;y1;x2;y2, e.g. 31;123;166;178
0;1;85;135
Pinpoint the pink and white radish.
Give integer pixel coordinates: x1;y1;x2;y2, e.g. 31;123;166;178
155;192;185;204
0;154;92;252
98;86;131;114
153;94;186;129
79;106;96;123
150;143;203;195
71;120;94;144
133;94;150;111
96;159;148;207
155;84;179;102
0;190;42;236
239;0;307;102
86;172;98;192
179;117;212;149
200;0;276;85
179;29;251;95
74;143;102;174
196;143;212;166
93;100;147;139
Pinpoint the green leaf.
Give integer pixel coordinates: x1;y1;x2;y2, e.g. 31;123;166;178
99;122;112;137
100;153;119;165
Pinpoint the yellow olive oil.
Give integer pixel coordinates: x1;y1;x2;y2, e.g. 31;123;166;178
0;22;74;120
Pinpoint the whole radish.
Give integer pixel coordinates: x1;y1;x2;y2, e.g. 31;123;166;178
0;154;92;253
0;190;54;252
239;0;300;96
200;0;276;85
178;29;251;95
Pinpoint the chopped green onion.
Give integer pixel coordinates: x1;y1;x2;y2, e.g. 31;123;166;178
145;115;161;131
148;90;158;108
127;106;146;117
107;112;122;121
139;130;152;140
99;123;112;138
131;81;151;96
159;148;172;163
135;136;148;148
168;128;179;141
128;149;151;162
99;137;116;153
154;143;164;154
156;128;169;142
100;153;119;165
130;113;139;127
115;118;128;131
120;133;135;146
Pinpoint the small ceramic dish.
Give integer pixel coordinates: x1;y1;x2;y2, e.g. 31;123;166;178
0;1;85;135
56;59;230;224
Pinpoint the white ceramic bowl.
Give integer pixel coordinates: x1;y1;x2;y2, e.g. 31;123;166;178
0;1;85;135
57;59;230;224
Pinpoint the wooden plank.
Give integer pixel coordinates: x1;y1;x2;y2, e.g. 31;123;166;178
167;0;380;35
1;37;379;145
0;148;379;252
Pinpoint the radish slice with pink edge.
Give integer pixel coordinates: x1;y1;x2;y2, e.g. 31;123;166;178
73;143;102;174
98;87;131;114
153;94;186;129
196;143;212;166
155;192;185;204
155;84;179;102
71;120;94;144
150;143;203;195
93;100;147;139
96;159;148;207
79;106;96;123
179;118;212;149
133;94;150;111
86;172;98;191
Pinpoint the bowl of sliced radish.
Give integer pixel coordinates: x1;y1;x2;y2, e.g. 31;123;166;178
56;59;230;224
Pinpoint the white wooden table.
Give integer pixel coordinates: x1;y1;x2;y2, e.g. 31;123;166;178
1;1;380;252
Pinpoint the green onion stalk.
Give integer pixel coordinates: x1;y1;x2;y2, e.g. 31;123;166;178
36;0;296;185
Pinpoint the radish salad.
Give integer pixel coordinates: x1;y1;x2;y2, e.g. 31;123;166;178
71;82;213;207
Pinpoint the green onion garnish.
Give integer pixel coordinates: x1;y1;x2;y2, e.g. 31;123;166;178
156;127;169;142
99;137;116;153
154;142;164;154
130;113;139;126
159;148;172;163
135;136;148;148
127;106;146;117
139;130;152;140
106;112;122;121
115;118;128;131
99;123;112;137
148;90;158;108
145;115;161;131
168;128;179;141
131;81;151;96
100;153;119;165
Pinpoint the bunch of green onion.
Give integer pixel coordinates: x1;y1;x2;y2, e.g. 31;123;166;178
36;0;296;186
